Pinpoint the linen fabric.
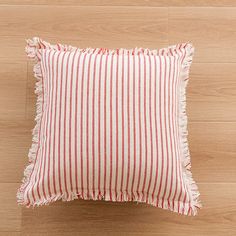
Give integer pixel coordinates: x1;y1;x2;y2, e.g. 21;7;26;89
17;38;201;215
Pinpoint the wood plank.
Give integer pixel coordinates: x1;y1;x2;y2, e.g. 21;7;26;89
188;63;236;121
168;0;236;6
188;122;236;182
20;233;170;236
169;7;236;62
0;0;168;6
0;183;21;232
0;62;27;121
1;0;236;7
19;233;168;236
21;183;236;235
0;6;168;48
0;36;26;63
0;121;33;182
0;233;21;236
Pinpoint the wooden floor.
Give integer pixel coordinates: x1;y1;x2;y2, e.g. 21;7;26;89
0;1;236;235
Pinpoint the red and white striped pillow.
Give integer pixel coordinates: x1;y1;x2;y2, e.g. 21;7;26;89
17;38;201;215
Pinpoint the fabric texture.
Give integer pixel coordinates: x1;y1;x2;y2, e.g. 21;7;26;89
17;37;201;215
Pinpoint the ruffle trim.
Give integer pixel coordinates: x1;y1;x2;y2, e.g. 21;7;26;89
178;44;202;215
24;37;192;59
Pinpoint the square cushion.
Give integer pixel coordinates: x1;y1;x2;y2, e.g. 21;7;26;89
17;38;201;215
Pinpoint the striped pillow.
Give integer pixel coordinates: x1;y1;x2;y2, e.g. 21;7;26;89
17;37;201;216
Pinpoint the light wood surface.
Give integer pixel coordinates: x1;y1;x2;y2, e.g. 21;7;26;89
1;0;236;7
21;184;236;235
0;1;235;235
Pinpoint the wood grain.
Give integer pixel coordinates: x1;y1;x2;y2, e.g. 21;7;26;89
0;36;26;63
0;6;168;48
0;183;21;232
169;7;236;62
1;0;236;7
0;2;235;235
168;0;236;6
0;233;21;236
0;63;27;121
188;63;236;121
0;0;168;6
0;121;32;183
189;122;236;182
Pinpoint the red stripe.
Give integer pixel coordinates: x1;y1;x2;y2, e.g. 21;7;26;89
109;54;114;200
115;54;119;200
169;49;179;209
63;51;73;197
161;56;169;208
166;53;175;207
125;52;131;193
74;53;82;193
136;53;142;198
46;50;53;198
45;50;52;199
80;53;88;198
69;50;78;193
103;54;108;196
57;52;67;196
156;56;165;205
97;55;103;196
52;51;60;197
86;53;93;198
146;55;154;198
162;56;172;208
171;48;181;210
52;51;59;195
151;55;159;203
141;54;148;200
131;55;136;196
92;53;99;198
120;53;125;198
